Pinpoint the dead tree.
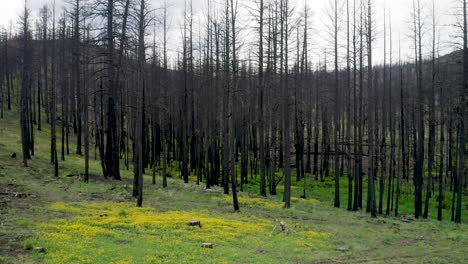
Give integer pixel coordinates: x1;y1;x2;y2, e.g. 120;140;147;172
72;0;83;156
256;0;267;197
135;0;151;207
346;0;352;211
84;23;91;183
455;0;467;224
230;0;240;211
424;0;437;219
282;0;292;208
386;11;395;216
326;0;343;208
20;1;32;167
366;0;377;217
104;0;121;180
50;3;58;177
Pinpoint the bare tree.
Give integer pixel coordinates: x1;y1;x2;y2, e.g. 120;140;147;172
256;0;267;197
104;0;121;180
386;11;395;216
378;10;388;215
366;0;377;217
161;0;169;188
72;0;83;156
134;0;151;207
455;0;467;224
83;23;91;183
326;0;344;208
395;34;404;217
230;0;240;211
20;0;32;167
345;0;352;211
411;0;424;219
282;0;292;208
423;0;437;219
50;2;58;177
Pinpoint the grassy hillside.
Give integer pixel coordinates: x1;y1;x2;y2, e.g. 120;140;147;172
0;108;467;263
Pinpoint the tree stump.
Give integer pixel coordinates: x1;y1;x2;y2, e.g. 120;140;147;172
33;247;46;253
279;221;289;231
188;219;202;228
201;243;213;248
336;246;348;252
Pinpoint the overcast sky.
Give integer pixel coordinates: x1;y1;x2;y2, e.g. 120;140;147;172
0;0;460;67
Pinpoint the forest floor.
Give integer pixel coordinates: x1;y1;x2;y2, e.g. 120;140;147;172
0;108;467;264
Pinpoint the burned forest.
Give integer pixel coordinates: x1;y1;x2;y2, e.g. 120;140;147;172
0;0;466;262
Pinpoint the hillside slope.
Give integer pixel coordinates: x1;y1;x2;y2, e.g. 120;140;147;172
0;109;467;263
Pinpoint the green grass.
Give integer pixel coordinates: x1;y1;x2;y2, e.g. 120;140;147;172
0;106;467;263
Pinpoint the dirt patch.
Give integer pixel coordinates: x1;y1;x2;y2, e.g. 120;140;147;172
0;201;34;262
114;239;130;245
255;248;267;254
0;233;26;262
0;182;44;262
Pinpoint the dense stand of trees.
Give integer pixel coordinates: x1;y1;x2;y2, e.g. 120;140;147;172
0;0;466;221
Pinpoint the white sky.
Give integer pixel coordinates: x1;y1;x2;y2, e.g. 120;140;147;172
0;0;460;67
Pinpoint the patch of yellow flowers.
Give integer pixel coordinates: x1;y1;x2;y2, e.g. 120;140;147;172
38;201;331;263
